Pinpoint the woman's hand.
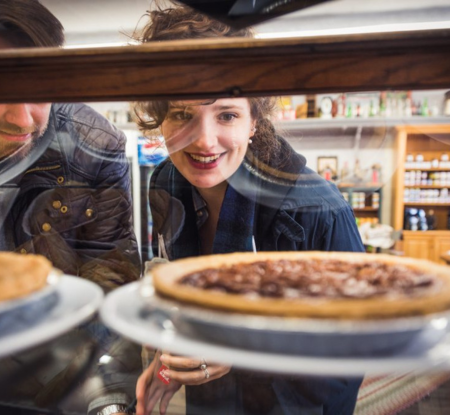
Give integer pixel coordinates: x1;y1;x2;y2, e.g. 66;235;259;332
136;351;182;415
159;353;231;386
135;351;230;415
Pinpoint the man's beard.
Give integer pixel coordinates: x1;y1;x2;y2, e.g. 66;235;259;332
0;121;48;161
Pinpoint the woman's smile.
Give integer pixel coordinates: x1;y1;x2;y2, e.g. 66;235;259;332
186;152;225;169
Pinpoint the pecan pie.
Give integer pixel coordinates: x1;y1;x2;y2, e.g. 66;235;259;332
0;252;52;302
151;252;450;319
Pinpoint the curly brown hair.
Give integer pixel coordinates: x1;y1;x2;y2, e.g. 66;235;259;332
132;1;281;165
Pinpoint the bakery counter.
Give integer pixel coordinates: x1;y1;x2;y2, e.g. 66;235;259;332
4;255;450;415
2;303;450;415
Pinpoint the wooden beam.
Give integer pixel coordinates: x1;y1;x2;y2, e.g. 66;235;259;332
1;29;450;103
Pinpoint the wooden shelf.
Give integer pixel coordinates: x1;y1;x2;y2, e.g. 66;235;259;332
276;117;450;131
403;230;450;235
405;168;450;172
338;183;381;190
404;185;450;189
353;207;379;211
404;202;450;206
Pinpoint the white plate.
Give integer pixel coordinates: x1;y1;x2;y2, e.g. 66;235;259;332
101;282;450;376
140;287;450;358
0;275;103;358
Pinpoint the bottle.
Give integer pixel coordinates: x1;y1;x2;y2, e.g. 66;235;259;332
421;98;429;117
340;161;350;182
323;166;332;181
418;209;428;231
369;100;375;117
346;103;353;118
385;94;392;117
379;92;387;117
427;209;437;230
405;91;412;117
416;101;422;116
372;192;380;209
336;94;346;118
371;164;381;184
444;91;450;116
331;98;338;118
306;95;316;118
405;208;419;231
354;159;364;182
411;100;417;116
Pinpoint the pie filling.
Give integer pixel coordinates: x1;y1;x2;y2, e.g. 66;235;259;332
178;259;438;299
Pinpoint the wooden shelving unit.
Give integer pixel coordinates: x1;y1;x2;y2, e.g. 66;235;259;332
338;184;382;223
393;125;450;263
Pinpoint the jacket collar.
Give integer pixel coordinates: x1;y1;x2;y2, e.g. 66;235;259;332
229;136;328;212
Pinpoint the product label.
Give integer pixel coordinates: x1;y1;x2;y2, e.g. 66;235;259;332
157;364;171;384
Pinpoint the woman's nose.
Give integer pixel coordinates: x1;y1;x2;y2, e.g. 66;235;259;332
192;116;218;149
4;104;34;129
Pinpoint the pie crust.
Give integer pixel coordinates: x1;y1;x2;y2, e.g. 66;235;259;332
0;252;52;302
150;251;450;319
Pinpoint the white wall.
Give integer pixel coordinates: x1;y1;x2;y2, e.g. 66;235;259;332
282;128;397;225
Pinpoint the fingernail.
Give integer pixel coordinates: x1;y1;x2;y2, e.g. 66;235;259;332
160;355;166;362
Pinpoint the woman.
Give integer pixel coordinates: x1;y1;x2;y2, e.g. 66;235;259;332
134;3;365;415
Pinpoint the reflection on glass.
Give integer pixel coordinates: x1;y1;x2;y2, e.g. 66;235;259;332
2;1;450;414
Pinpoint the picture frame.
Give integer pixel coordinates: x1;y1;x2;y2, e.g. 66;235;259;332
317;156;338;181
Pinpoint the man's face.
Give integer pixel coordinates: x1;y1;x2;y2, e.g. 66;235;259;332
0;103;51;160
0;35;51;159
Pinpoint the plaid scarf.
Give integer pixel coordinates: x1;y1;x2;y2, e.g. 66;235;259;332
150;163;256;260
212;182;255;254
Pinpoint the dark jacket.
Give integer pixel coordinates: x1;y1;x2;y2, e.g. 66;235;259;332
1;103;141;290
150;135;364;415
150;136;364;258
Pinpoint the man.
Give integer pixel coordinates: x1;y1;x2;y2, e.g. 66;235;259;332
0;0;141;290
0;2;141;415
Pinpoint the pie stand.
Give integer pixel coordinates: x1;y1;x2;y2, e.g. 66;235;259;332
100;278;450;413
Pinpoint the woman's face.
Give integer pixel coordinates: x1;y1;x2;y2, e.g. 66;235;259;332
161;98;255;189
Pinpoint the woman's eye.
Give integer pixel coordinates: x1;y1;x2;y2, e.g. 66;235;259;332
219;113;238;122
169;111;192;121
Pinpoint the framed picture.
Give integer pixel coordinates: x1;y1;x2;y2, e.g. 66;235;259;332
317;156;338;181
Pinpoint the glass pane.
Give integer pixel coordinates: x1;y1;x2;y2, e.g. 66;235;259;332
2;1;450;415
1;91;450;413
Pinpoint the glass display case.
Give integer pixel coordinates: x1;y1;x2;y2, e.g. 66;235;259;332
1;1;450;414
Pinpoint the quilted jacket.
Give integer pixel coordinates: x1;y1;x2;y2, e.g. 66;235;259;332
3;103;141;291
